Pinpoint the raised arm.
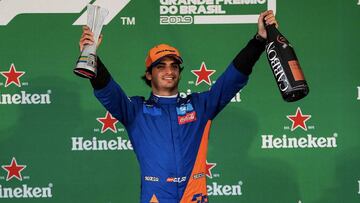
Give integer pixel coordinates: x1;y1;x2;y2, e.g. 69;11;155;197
197;10;278;120
78;27;137;127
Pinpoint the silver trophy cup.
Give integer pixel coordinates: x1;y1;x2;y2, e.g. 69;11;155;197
74;5;109;79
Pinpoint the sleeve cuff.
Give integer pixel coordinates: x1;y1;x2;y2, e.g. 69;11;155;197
232;34;267;75
90;56;112;90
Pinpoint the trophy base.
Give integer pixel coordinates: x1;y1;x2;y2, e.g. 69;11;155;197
73;68;96;79
73;54;97;79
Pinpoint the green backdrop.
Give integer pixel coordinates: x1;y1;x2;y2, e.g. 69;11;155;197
0;0;359;202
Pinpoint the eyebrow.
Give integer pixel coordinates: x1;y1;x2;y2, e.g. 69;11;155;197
157;62;180;65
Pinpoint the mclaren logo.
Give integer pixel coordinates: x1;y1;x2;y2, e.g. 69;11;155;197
0;0;131;26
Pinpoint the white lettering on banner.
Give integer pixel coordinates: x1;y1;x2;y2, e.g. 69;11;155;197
160;0;276;24
358;0;360;5
160;0;266;6
71;137;133;151
357;86;360;100
0;0;131;26
0;184;53;198
358;180;360;194
261;134;338;149
0;91;51;104
160;15;193;24
207;181;242;196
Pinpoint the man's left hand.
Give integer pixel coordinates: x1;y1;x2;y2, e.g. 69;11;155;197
257;10;279;39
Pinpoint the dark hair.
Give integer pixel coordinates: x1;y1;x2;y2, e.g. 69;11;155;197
141;66;184;87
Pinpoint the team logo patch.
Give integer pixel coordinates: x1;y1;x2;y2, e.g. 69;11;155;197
166;176;186;183
191;193;208;203
193;172;205;180
144;176;159;182
177;103;196;124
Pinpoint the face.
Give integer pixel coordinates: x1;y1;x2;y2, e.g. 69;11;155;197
146;57;181;96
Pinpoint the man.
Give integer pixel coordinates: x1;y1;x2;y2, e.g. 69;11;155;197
79;10;277;203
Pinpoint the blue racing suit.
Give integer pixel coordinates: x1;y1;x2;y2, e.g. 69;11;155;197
91;37;265;203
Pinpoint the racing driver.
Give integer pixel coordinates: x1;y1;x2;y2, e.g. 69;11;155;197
78;10;278;203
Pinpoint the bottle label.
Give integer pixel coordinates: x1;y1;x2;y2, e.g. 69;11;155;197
288;60;305;81
276;35;288;49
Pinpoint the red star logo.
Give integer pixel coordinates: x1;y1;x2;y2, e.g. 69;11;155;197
286;107;311;131
1;157;26;181
0;63;25;87
205;160;217;179
191;62;216;86
97;111;119;133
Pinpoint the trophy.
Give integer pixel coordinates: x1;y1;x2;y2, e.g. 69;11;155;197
73;5;109;79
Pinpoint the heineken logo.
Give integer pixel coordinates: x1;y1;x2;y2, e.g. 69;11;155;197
205;161;243;197
0;63;52;105
261;107;338;149
261;134;337;149
0;63;25;87
207;181;243;196
96;111;119;133
1;158;26;181
0;184;53;199
0;91;52;105
286;107;311;131
205;160;217;179
191;62;216;86
71;136;133;151
0;157;53;199
71;111;133;152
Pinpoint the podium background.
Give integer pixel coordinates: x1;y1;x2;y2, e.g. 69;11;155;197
0;0;359;202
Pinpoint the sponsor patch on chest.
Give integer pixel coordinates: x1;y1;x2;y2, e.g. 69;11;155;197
177;103;197;124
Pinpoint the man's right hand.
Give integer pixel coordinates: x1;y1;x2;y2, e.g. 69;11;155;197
79;26;103;52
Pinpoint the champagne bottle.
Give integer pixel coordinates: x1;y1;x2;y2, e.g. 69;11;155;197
265;24;309;102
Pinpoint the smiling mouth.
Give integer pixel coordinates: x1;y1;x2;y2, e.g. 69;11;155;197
163;76;175;81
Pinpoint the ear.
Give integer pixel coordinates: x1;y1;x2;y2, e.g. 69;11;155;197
145;72;152;81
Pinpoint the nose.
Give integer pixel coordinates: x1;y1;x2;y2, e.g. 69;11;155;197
164;65;174;74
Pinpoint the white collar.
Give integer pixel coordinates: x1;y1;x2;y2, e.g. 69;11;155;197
154;93;178;98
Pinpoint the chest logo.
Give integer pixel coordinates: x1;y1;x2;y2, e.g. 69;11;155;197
177;103;196;125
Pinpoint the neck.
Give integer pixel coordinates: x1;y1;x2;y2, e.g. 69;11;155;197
152;89;178;96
